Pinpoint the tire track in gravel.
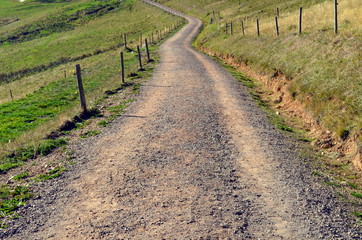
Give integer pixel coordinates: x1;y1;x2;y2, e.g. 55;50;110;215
1;0;361;239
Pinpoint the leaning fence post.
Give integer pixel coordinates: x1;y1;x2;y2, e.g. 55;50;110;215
145;39;151;62
75;64;87;113
120;52;125;83
299;7;303;34
9;89;13;100
137;46;144;70
275;16;279;36
124;34;127;49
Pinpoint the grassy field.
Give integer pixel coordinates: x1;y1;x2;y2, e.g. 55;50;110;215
0;0;178;80
160;0;362;167
0;0;182;158
0;0;182;220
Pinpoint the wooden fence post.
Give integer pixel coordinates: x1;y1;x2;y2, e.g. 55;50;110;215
241;20;245;36
75;64;87;113
145;39;151;62
334;0;338;34
140;33;143;46
120;52;125;83
256;18;260;36
276;8;280;17
124;34;127;49
225;23;228;34
299;7;303;34
230;21;233;35
275;16;279;36
137;46;144;70
9;89;13;100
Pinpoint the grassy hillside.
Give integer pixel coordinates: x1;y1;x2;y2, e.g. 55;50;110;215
160;0;362;168
0;0;182;158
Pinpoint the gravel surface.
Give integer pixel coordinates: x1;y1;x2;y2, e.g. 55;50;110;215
1;1;361;239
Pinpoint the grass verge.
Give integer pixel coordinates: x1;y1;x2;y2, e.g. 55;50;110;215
160;0;362;170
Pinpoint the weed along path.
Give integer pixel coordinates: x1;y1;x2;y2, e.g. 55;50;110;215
2;1;361;239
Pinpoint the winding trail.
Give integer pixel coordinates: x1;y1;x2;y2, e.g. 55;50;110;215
2;1;361;239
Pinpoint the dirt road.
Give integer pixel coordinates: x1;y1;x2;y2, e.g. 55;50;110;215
1;1;361;239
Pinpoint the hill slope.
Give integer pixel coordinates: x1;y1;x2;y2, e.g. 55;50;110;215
159;0;362;170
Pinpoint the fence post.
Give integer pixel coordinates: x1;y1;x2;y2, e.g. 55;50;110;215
275;16;279;36
137;46;144;70
140;33;143;46
334;0;338;34
276;8;280;17
256;18;260;36
124;34;127;49
120;52;125;83
225;23;228;34
299;7;303;34
230;21;233;35
145;39;151;62
241;20;245;36
9;89;13;100
75;64;87;113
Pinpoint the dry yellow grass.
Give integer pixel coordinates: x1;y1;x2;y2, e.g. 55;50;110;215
252;0;362;36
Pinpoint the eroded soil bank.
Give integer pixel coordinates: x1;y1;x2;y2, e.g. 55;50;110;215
199;45;362;173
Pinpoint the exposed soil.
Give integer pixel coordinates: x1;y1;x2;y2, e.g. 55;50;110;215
199;49;362;172
0;1;361;239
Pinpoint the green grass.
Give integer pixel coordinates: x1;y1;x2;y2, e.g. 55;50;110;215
161;0;361;152
12;171;29;181
312;171;324;177
0;0;181;160
325;181;342;188
0;0;182;81
354;212;362;221
108;99;136;115
0;185;32;217
347;182;362;190
216;58;298;136
132;83;141;94
80;130;100;138
34;166;65;181
0;77;80;143
351;192;362;199
97;120;108;127
0;138;67;173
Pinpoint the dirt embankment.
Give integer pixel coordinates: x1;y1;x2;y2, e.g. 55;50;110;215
199;47;362;172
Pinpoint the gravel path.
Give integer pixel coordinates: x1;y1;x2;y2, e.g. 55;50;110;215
1;1;361;239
